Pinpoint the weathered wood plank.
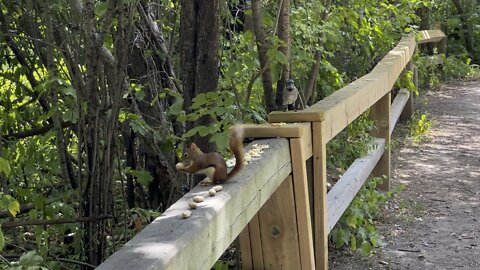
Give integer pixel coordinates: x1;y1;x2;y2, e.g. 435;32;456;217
249;214;265;269
97;139;292;270
390;89;410;135
259;176;301;269
401;60;415;120
369;93;391;191
417;29;446;44
327;139;385;232
238;226;253;269
234;123;307;138
290;136;315;270
312;122;328;270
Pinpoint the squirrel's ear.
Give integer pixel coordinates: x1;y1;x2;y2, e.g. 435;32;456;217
190;143;197;150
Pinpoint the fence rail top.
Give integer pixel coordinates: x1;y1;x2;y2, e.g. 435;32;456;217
417;29;446;44
96;138;292;270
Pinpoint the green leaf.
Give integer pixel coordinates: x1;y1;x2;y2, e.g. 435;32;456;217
18;251;44;267
0;194;20;217
129;170;154;186
350;234;357;251
191;94;208;108
198;126;212;137
95;2;108;17
0;229;4;251
333;228;345;248
169;97;184;116
274;50;289;65
360;241;372;256
346;214;357;228
0;157;11;176
183;126;204;138
210;132;229;152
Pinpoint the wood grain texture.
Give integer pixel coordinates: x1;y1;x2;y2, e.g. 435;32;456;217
312;122;328;270
369;93;391;191
248;214;265;269
259;176;301;269
233;123;309;139
391;89;410;135
97;139;292;270
238;226;253;269
417;29;446;44
327;139;385;232
290;136;315;270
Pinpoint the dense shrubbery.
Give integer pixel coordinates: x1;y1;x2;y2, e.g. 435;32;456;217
1;0;480;268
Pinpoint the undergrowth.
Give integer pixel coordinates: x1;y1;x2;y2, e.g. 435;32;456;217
331;177;404;256
409;111;433;144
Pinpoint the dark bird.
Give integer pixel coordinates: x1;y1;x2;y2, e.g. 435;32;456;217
282;79;299;111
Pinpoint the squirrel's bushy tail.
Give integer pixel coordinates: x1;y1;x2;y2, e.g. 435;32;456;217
227;126;245;179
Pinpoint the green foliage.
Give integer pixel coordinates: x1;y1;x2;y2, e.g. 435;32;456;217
416;54;441;89
127;169;154;186
442;55;477;79
327;113;374;170
9;250;48;270
0;193;20;217
0;229;4;252
0;157;11;177
179;90;265;152
330;177;403;256
212;260;235;270
1;0;479;266
409;111;433;144
396;70;419;96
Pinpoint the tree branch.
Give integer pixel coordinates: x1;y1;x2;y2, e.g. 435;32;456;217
1;215;112;229
1;122;74;140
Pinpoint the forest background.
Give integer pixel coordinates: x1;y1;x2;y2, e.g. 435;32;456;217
0;0;479;269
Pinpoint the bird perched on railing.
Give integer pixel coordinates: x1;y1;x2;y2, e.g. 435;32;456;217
282;78;299;112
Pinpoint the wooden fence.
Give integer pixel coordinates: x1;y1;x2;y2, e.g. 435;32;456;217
96;30;446;270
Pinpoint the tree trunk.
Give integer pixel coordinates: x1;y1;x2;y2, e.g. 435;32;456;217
252;0;275;112
180;0;197;116
275;0;291;109
195;0;220;151
180;0;220;152
305;52;322;104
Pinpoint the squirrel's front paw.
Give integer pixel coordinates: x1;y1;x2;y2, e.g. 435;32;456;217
199;179;212;186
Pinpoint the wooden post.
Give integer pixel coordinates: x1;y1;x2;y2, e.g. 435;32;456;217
258;176;301;269
290;136;315;270
312;122;328;270
240;214;265;269
401;60;415;121
369;93;391;191
239;225;254;269
438;37;447;56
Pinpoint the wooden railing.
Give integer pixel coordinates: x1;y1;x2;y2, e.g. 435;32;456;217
97;30;446;270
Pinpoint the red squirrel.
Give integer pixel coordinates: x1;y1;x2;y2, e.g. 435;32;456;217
175;128;244;185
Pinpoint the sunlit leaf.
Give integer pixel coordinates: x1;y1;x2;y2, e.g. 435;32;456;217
360;241;371;256
0;157;11;176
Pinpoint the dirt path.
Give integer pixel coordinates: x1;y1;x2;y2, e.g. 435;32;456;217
330;79;480;269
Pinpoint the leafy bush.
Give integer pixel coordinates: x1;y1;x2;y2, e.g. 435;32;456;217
442;55;475;79
410;111;433;144
330;177;403;256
